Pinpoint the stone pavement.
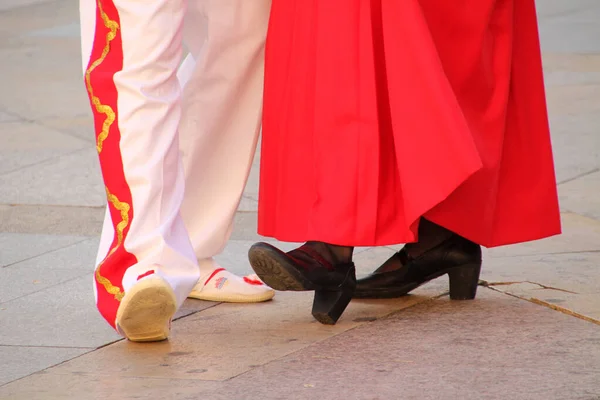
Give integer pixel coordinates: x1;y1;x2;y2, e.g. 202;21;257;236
0;0;599;399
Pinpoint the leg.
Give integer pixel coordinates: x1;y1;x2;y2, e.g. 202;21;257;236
80;0;199;340
178;0;274;302
354;219;482;299
248;241;356;325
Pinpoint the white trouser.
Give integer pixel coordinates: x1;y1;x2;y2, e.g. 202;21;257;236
80;0;270;328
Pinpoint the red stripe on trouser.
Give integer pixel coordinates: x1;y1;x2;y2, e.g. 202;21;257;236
85;0;138;329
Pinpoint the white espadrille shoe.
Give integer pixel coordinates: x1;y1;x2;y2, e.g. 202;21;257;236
116;275;177;342
188;268;275;303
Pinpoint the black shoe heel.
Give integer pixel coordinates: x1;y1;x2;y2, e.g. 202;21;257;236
311;267;356;325
448;262;481;300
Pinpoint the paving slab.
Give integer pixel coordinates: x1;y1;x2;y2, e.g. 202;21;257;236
25;21;80;39
0;0;61;13
173;298;219;321
0;233;88;268
545;89;600;184
0;263;89;305
0;121;89;175
0;373;223;400
480;249;600;325
0;5;76;49
482;250;600;294
485;212;600;258
35;115;95;143
216;289;600;400
0;204;104;236
237;195;258;213
543;52;600;75
0;237;96;303
0;4;86;121
2;289;599;400
0;148;104;206
0;345;90;387
230;212;262;241
0;273;121;347
558;171;600;221
538;0;600;54
0;41;87;122
15;286;444;383
486;282;600;323
0;297;213;387
0;110;21;123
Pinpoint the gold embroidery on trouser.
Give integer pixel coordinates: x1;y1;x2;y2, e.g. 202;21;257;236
95;188;130;302
85;0;119;154
87;1;130;302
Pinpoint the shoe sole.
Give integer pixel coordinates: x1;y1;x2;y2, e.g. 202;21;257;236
187;290;275;303
115;276;177;342
248;244;316;291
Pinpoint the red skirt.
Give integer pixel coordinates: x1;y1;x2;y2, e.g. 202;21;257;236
258;0;561;247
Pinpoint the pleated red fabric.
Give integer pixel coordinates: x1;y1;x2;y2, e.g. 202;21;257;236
258;0;561;247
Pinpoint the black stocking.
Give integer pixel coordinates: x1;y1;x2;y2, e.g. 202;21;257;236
305;241;354;265
375;218;453;273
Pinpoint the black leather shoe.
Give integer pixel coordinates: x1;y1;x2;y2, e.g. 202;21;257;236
248;242;356;325
354;234;482;299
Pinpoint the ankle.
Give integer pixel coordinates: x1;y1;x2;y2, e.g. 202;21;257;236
406;219;454;258
306;241;353;264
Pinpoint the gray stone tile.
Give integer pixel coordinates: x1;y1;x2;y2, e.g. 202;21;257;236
230;212;261;241
0;0;60;13
545;70;600;87
25;22;80;39
542;52;600;82
0;4;76;48
0;345;90;387
538;0;600;53
482;250;600;294
0;204;104;236
0;233;88;268
173;298;219;320
542;54;600;184
0;121;89;175
3;290;599;400
0;121;86;152
0;266;88;305
35;114;95;143
0;238;98;303
485;212;600;258
0;0;86;120
547;104;600;184
0;42;88;122
0;273;121;347
558;170;600;221
0;372;223;400
480;251;600;325
237;195;258;212
0;111;20;123
487;282;600;322
0;148;105;207
38;287;443;382
218;289;600;400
